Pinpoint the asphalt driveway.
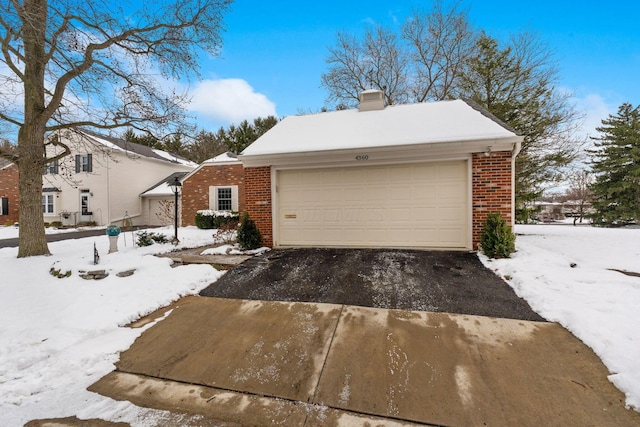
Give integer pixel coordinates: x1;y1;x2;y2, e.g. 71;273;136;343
200;248;544;321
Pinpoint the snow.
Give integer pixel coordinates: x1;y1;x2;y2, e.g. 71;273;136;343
201;244;270;256
140;181;173;196
480;224;640;411
0;226;225;426
241;99;520;156
151;148;197;167
0;225;105;239
1;223;639;425
203;152;240;164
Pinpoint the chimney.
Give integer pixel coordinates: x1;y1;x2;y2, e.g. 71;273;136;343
358;90;385;111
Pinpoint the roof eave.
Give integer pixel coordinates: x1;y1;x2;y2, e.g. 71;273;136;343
240;135;523;168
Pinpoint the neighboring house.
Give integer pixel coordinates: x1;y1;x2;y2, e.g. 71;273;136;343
42;129;196;227
533;201;564;221
180;152;245;226
0;158;19;224
533;200;593;221
140;172;189;226
239;90;523;250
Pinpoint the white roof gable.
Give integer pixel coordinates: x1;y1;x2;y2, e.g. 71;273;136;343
241;99;520;157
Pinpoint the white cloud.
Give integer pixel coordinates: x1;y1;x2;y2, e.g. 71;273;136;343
576;93;614;140
187;78;277;126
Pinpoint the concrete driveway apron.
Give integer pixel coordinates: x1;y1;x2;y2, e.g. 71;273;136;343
90;296;640;427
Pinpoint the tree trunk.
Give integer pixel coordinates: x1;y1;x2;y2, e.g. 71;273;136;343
17;0;50;257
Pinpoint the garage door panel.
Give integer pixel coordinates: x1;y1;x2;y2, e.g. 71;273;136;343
438;163;465;178
412;184;437;201
438;206;466;221
412;166;438;180
389;186;412;201
277;161;468;248
343;187;365;201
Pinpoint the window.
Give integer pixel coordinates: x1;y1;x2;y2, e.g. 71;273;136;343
44;160;59;175
1;197;8;216
75;154;93;173
209;185;238;212
42;194;54;214
217;187;232;211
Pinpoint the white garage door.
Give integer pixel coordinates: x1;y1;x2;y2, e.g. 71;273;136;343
276;161;468;248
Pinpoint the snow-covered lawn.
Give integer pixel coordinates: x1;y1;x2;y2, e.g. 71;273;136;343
0;224;638;425
0;224;105;239
0;226;226;426
481;224;640;411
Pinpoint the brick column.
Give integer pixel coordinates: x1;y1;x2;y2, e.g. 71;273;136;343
472;151;513;249
244;166;273;247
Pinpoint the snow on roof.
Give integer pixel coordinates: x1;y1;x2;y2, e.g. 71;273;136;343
141;172;188;196
242;99;520;157
0;158;14;169
203;152;240;164
151;148;198;167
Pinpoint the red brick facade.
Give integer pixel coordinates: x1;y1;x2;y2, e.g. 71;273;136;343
244;166;273;247
181;163;245;226
244;154;514;249
0;162;19;224
472;151;513;249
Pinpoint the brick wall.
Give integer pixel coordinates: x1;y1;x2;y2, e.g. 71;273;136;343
0;163;19;223
472;151;513;249
244;166;273;247
181;163;245;226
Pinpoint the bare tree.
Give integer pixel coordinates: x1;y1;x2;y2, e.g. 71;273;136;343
402;1;476;101
321;25;409;108
0;0;231;257
564;169;592;224
155;200;175;226
321;2;474;107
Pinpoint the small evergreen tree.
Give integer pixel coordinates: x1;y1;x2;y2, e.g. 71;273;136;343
237;213;263;250
588;103;640;226
479;213;516;258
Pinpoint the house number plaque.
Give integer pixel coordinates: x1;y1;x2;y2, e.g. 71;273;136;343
355;155;369;161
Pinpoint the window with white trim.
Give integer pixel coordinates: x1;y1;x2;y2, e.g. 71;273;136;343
42;194;54;214
209;185;238;212
75;154;93;173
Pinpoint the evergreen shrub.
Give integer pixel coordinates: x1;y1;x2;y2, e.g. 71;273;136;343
237;213;262;250
136;231;169;246
479;213;516;258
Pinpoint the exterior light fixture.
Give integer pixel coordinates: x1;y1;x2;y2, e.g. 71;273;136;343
169;176;182;244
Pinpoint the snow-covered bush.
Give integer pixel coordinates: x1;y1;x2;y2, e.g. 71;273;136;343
195;210;239;229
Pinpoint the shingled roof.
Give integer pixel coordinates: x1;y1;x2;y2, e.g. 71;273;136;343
79;129;196;167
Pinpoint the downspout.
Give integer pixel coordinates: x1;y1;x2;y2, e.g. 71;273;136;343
511;140;523;226
106;152;111;225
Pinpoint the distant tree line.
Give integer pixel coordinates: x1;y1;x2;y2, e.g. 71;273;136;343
121;115;278;163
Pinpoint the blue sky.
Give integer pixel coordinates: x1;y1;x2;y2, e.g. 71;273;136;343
186;0;640;140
